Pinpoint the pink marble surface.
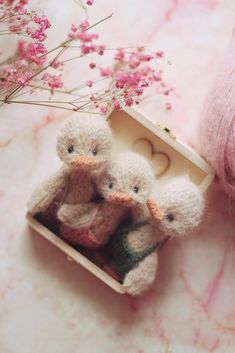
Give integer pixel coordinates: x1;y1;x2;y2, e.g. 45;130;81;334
1;1;235;352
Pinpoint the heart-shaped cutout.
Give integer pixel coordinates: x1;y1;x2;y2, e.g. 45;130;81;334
133;138;170;177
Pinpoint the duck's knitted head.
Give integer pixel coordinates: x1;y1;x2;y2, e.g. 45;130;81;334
56;115;112;172
147;176;205;237
96;152;154;206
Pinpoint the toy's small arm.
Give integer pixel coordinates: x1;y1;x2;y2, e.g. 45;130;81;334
57;202;97;229
130;203;148;224
123;252;158;296
27;167;68;216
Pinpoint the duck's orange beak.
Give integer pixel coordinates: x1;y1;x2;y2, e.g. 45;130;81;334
70;156;98;170
107;192;133;206
146;198;163;224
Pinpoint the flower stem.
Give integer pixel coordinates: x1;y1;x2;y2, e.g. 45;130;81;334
0;99;102;114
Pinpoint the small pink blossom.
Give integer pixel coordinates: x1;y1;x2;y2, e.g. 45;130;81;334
51;60;63;69
100;67;112;77
112;97;121;111
81;45;92;55
141;54;153;62
17;40;46;65
153;73;162;81
86;0;94;5
128;53;140;69
17;71;32;85
125;97;134;107
80;20;90;31
33;15;51;30
156;51;164;58
97;44;105;55
86;80;93;87
77;31;98;42
42;73;63;93
42;73;51;81
89;62;96;69
134;87;144;96
100;105;108;113
115;49;125;61
165;102;172;110
68;24;77;39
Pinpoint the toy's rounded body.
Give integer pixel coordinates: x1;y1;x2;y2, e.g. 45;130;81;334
59;201;130;248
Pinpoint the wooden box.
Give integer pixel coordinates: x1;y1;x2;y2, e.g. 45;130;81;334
26;107;215;294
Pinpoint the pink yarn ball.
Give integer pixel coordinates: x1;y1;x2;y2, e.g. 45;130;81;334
200;31;235;198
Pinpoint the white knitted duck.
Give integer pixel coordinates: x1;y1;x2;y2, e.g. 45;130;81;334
57;152;154;249
27;115;113;231
105;176;205;296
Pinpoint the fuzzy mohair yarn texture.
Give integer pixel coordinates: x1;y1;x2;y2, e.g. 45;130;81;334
200;31;235;198
152;176;205;237
58;151;155;248
106;176;205;296
96;151;154;206
27;115;113;230
56;115;112;173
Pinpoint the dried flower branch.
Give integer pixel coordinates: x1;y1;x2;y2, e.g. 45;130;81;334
0;0;172;114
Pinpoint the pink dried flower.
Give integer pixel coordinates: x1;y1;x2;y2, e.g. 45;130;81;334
80;20;90;31
163;89;170;96
81;45;91;55
153;73;162;82
115;49;125;61
134;87;144;96
0;1;172;115
125;97;134;107
42;73;63;93
156;51;164;58
86;0;94;5
68;24;77;39
100;67;112;77
77;31;98;42
89;62;96;69
141;54;153;62
42;72;50;81
17;41;46;65
86;80;93;87
17;71;32;85
128;53;141;69
112;97;121;111
33;15;51;30
97;44;105;55
100;105;108;113
51;60;63;69
165;102;172;110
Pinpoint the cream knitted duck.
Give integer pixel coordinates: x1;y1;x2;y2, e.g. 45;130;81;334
106;177;205;296
57;152;154;249
27;115;113;231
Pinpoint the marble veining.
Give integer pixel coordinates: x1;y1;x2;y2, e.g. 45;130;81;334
0;1;235;352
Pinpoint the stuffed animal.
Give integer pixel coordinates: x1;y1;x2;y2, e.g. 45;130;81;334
27;115;113;231
105;176;205;296
57;152;155;249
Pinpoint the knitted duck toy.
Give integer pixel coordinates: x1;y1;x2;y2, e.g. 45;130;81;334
57;152;154;249
106;177;205;296
27;115;113;231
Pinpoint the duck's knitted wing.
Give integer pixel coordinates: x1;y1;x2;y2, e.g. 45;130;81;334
57;202;98;229
27;166;68;216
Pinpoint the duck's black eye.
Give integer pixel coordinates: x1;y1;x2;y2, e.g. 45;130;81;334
133;186;139;193
92;148;98;156
67;145;74;153
109;182;113;189
166;213;174;222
